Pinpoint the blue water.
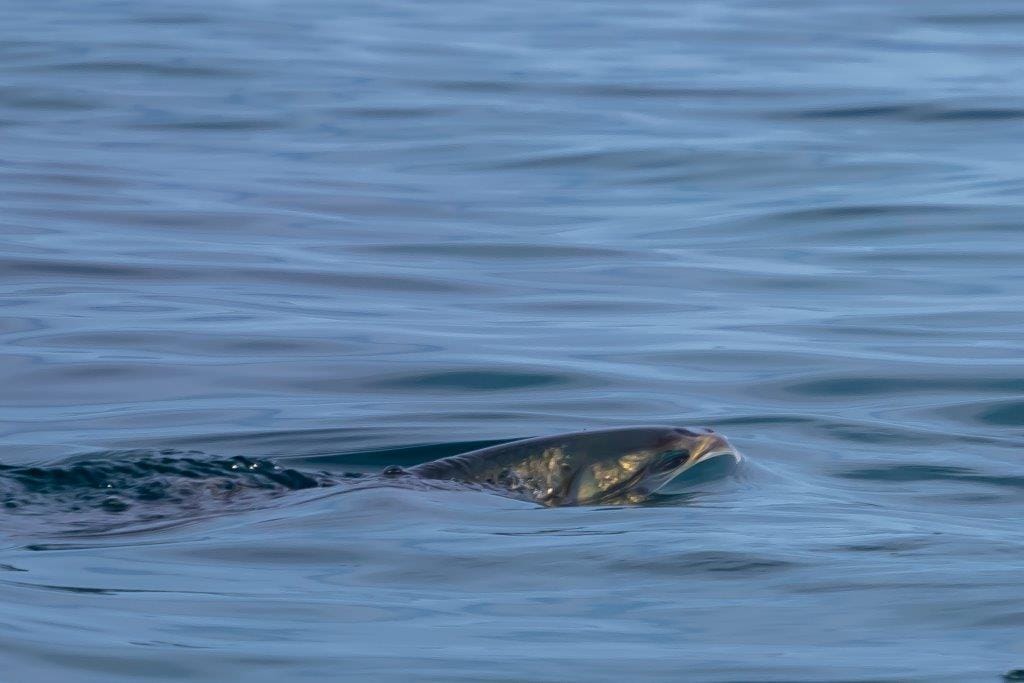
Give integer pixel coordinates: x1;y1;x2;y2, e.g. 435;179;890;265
2;0;1024;680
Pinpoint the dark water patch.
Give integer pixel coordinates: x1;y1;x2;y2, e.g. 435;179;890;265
2;362;232;405
924;492;1012;505
789;104;927;120
922;13;1024;25
31;61;240;79
482;148;790;183
0;86;100;111
5;207;316;235
675;203;1024;250
838;248;1024;267
369;369;570;392
23;541;172;551
352;241;633;261
16;582;119;595
15;648;201;681
785;375;1024;398
428;80;530;95
788;102;1024;122
176;541;372;567
763;203;965;223
0;169;128;189
556;83;795;100
490;527;629;537
131;13;212;25
487;147;715;172
231;268;481;294
838;537;936;554
331;105;455;120
837;464;1024;491
920;108;1024;122
0;256;481;294
937;399;1024;430
974;400;1024;427
1;256;178;281
498;297;677;314
432;80;793;100
613;550;798;576
0;316;45;334
820;423;943;447
131;118;287;132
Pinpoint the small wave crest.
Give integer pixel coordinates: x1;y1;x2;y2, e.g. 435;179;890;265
0;452;342;534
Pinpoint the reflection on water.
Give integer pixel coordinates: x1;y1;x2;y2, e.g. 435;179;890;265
2;0;1024;680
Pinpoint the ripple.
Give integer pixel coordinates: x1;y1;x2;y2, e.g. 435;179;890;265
352;242;632;261
612;550;799;576
976;401;1024;427
784;376;1024;398
922;13;1024;25
789;103;1024;122
131;13;211;25
35;61;240;78
131;118;286;132
838;464;1024;490
3;0;1024;678
0;86;99;111
369;369;571;392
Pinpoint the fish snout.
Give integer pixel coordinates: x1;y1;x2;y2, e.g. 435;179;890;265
691;432;738;465
667;427;731;460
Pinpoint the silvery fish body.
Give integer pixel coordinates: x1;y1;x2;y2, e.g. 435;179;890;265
407;425;738;506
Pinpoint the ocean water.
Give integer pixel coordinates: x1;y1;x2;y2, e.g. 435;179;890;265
2;0;1024;680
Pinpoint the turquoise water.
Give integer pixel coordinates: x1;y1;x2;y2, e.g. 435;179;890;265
2;0;1024;680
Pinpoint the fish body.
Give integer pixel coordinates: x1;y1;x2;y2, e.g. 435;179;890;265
408;426;739;506
0;427;741;534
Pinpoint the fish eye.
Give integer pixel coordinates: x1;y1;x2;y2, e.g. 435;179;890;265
657;450;691;472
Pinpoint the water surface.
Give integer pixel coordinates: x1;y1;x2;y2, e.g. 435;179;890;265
2;0;1024;680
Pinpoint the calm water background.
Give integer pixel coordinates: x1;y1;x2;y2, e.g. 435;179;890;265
2;0;1024;680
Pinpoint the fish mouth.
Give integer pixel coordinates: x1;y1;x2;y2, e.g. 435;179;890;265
690;434;741;467
572;432;741;505
648;433;741;494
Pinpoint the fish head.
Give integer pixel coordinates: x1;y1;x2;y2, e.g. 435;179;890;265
565;426;740;505
636;427;740;495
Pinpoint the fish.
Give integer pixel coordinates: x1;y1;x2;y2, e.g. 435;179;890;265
0;426;740;533
403;426;740;506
